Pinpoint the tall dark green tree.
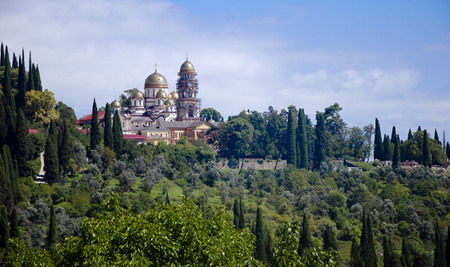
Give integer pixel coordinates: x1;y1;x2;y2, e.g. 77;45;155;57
12;53;18;68
361;209;377;267
297;108;308;168
374;118;383;160
104;103;113;149
383;237;401;267
233;199;239;228
255;207;266;262
298;213;312;256
0;205;9;247
313;112;326;170
0;147;14;208
58;122;70;175
446;226;450;267
44;120;59;184
265;230;273;265
433;222;445;267
10;208;18;238
350;238;363;267
446;142;450;160
15;109;29;177
400;238;412;267
16;53;27;111
238;198;245;229
2;46;16;112
34;64;43;91
383;135;392;161
112;109;124;154
392;135;400;168
323;225;338;251
46;205;57;250
286;106;297;165
26;52;35;91
391;126;397;143
422;130;431;167
407;129;413;140
434;129;440;144
0;43;4;66
90;99;101;151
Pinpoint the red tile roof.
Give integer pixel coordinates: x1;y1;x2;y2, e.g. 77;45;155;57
123;134;146;141
28;129;38;134
78;111;106;122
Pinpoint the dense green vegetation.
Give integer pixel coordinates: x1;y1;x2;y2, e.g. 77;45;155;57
1;43;449;266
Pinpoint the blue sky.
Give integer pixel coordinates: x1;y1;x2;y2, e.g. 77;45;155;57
1;0;449;139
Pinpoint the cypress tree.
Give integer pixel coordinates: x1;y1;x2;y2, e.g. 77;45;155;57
0;43;4;66
313;112;326;170
407;129;413;140
383;237;392;267
401;238;412;267
286;106;297;165
90;98;101;151
112;109;124;154
392;135;400;168
417;126;421;132
238;197;245;229
383;135;392;161
265;231;273;264
233;199;239;228
16;54;27;111
391;126;397;143
34;64;43;91
374;118;383;160
422;130;431;167
446;226;450;267
298;213;312;256
58;122;70;175
2;144;18;206
10;208;18;238
433;222;445;267
0;147;14;208
2;46;16;112
350;238;363;267
104;103;113;149
255;207;266;262
26;52;35;91
0;205;9;247
44;120;59;184
46;205;57;250
15;109;29;177
434;129;440;145
297;108;308;168
361;209;377;267
446;142;450;160
12;53;18;68
323;225;338;251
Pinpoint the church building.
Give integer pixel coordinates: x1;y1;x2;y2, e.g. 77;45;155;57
109;58;217;144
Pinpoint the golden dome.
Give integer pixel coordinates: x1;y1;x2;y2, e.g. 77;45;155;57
130;90;144;99
111;99;121;107
168;91;179;100
180;59;195;72
145;70;168;88
156;90;167;98
164;99;175;106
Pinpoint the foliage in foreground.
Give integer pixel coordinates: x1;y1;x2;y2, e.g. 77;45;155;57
6;193;259;266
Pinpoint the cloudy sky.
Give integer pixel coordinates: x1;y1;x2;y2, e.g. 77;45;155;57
1;0;450;139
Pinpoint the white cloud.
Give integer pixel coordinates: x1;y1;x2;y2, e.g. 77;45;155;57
1;0;449;138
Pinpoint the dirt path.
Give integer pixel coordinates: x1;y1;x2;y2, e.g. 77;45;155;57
34;152;46;184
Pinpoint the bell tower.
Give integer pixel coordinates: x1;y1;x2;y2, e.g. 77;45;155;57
176;58;201;121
